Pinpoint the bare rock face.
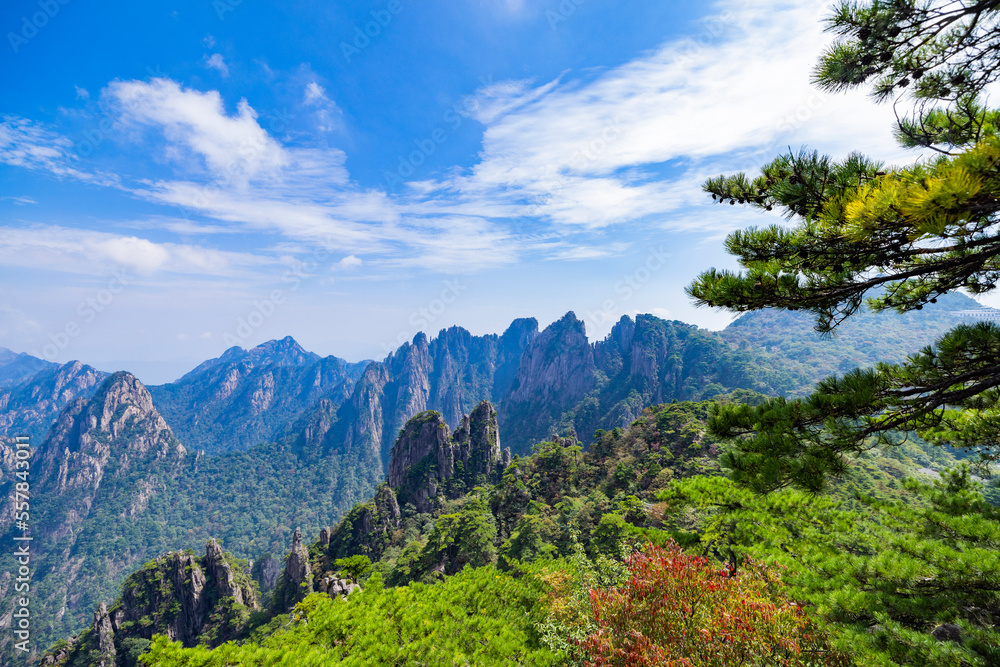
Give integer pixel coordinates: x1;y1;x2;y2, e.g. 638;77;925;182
272;528;314;613
149;336;368;455
499;312;596;448
327;483;402;562
318;575;360;599
387;401;506;513
253;555;282;591
286;528;311;586
336;318;538;474
41;540;259;666
93;603;116;667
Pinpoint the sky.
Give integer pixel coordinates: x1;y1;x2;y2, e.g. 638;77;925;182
0;0;951;383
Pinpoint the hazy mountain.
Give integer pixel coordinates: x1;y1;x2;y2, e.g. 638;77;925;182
148;336;370;454
0;360;107;444
0;348;57;387
720;291;991;391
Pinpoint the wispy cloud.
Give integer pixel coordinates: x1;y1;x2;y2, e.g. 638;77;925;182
0;116;118;186
204;53;229;77
421;0;904;229
0;0;913;282
1;196;37;205
0;225;271;277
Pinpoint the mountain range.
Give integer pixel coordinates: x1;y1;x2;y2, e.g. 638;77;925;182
0;296;990;662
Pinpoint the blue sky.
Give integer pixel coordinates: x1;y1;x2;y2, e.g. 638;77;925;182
1;0;920;383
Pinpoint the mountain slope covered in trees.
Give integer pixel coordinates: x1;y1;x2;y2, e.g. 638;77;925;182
48;394;999;666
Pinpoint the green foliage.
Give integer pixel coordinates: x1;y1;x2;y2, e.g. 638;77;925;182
661;472;1000;666
814;0;1000;143
688;0;1000;492
140;565;561;666
333;555;372;582
415;496;498;579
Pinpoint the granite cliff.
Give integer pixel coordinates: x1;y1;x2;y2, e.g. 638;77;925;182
41;539;259;667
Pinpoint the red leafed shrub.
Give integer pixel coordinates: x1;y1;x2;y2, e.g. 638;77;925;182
581;542;847;667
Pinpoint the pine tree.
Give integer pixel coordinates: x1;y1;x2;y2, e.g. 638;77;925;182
687;0;1000;492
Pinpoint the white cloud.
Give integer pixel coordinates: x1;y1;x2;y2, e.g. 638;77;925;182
338;255;362;270
458;78;558;125
74;86;90;100
0;225;270;277
1;196;37;205
424;0;905;229
302;80;342;132
1;0;919;279
107;78;287;186
304;81;327;105
204;53;229;77
202;35;216;48
0;116;117;186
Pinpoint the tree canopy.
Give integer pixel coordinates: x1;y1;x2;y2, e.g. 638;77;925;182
688;0;1000;491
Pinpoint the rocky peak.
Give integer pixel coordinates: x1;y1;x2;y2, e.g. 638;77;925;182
505;312;594;405
270;528;315;613
246;336;320;368
32;372;185;503
452;400;502;480
387;402;508;513
43;540;259;666
498;312;596;449
0;348;57;387
326;483;402;563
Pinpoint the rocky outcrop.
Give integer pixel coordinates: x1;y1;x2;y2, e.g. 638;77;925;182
41;540;259;666
388;401;507;513
271;528;314;613
499;312;596;448
331;320;538;475
0;372;189;660
317;575;360;599
327;483;402;562
252;555;282;592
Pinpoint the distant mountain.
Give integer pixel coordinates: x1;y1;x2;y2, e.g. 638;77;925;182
4;298;991;663
720;291;987;391
0;347;57;387
0;360;107;443
333;312;799;468
148;336;370;454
